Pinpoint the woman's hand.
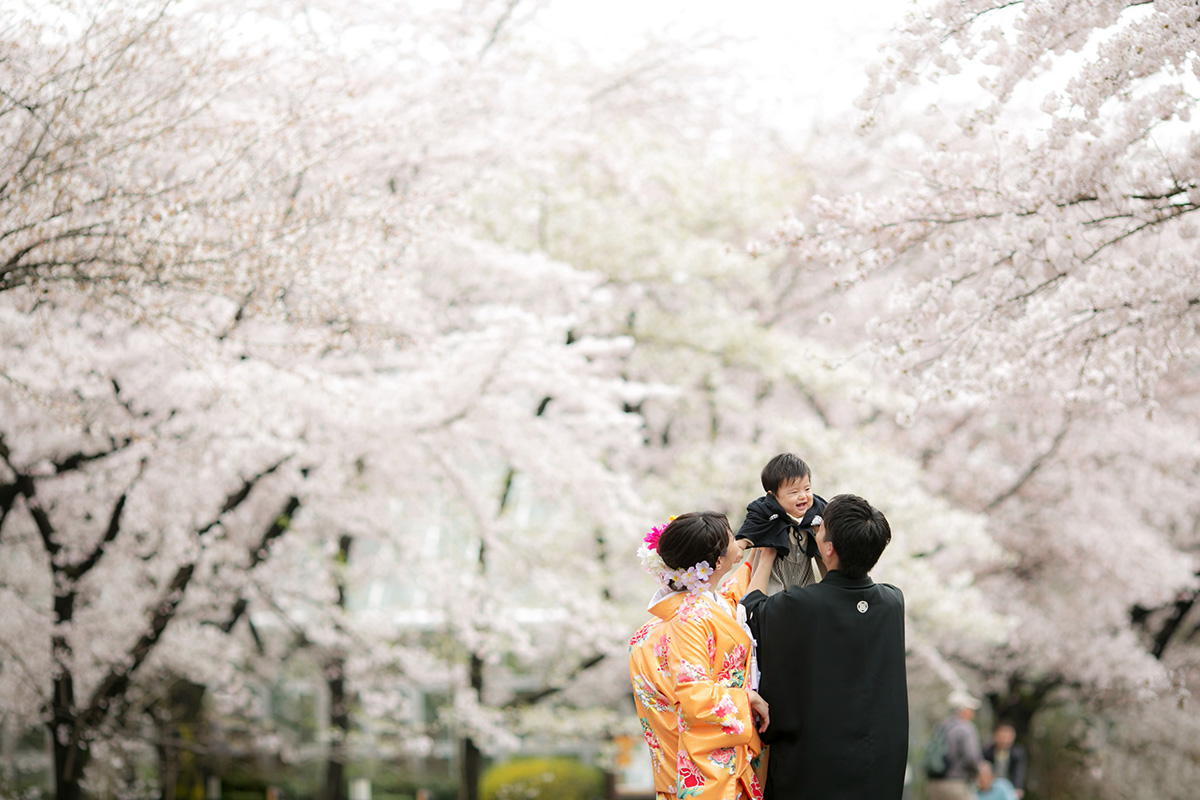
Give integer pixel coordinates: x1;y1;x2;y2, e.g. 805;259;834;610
747;689;770;733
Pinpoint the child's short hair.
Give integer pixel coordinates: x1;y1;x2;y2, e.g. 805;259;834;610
760;453;811;493
823;494;891;579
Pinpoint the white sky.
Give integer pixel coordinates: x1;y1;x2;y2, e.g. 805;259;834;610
535;0;911;137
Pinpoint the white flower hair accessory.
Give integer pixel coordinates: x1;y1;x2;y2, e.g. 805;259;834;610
672;562;713;594
637;518;714;595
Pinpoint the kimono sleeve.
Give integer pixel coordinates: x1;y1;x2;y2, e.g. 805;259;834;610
669;599;755;751
718;562;752;605
735;500;792;555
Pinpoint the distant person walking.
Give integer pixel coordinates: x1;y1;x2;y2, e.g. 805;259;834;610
983;721;1028;799
925;690;983;800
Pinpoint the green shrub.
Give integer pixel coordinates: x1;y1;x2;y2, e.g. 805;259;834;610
480;757;604;800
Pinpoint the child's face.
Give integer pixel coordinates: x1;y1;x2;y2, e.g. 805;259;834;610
771;475;813;518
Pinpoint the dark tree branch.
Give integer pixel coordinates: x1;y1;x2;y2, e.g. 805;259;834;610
63;493;126;581
75;560;197;739
1132;574;1200;661
73;457;294;752
0;481;17;539
0;432;135;557
50;437;134;475
986;415;1072;512
504;653;607;708
479;0;523;58
0;441;52;554
197;456;290;536
216;495;301;634
17;474;59;557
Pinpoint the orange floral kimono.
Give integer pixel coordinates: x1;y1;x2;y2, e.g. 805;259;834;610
628;563;764;800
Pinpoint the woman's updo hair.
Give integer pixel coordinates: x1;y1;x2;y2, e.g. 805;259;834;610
656;511;730;587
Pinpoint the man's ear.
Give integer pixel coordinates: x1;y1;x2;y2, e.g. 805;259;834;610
821;538;836;560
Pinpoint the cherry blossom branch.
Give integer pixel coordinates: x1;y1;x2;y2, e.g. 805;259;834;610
1132;573;1200;661
504;653;607;708
197;457;290;536
48;437;135;476
72;456;293;754
0;432;136;557
0;480;18;541
62;493;127;582
216;494;302;634
479;0;525;59
985;415;1072;512
0;635;45;702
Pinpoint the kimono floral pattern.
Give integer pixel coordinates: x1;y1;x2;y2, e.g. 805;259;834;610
633;675;673;712
629;562;761;800
630;621;655;650
708;747;737;776
641;718;665;774
678;595;714;624
654;635;671;676
677;752;707;799
677;659;708;684
711;694;745;736
716;644;747;688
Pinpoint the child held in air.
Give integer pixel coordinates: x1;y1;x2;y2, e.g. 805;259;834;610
735;453;827;593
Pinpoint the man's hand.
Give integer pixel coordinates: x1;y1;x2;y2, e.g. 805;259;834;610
747;547;776;596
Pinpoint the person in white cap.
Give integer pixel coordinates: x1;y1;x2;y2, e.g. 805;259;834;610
925;689;984;800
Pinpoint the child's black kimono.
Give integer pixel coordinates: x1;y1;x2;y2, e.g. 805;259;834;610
735;492;827;590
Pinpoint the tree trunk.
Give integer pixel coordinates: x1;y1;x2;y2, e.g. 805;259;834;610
49;684;87;800
50;601;87;800
460;736;483;800
458;476;511;800
323;668;348;800
985;676;1057;739
154;678;208;800
322;534;354;800
459;654;485;800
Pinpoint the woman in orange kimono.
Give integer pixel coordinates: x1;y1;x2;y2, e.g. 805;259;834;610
629;512;770;800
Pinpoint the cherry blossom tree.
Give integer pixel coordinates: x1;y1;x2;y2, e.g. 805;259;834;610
467;74;1010;763
1;2;652;798
761;1;1200;794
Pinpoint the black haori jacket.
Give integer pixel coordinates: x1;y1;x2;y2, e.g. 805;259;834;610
735;492;827;557
742;572;909;800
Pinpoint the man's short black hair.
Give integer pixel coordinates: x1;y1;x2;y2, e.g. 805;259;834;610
823;494;891;579
760;453;811;493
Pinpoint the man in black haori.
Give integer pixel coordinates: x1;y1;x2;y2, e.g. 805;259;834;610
741;493;909;800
